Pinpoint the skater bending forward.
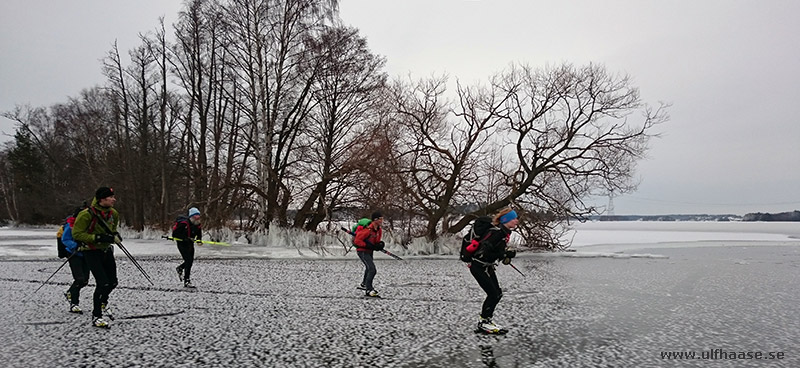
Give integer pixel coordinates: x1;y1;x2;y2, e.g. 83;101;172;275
465;208;518;334
354;211;385;297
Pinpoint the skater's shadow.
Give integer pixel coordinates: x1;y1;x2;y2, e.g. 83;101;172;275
479;345;497;367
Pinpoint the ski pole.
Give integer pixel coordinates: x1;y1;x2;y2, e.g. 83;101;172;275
379;249;404;261
115;241;154;285
90;211;154;285
33;252;75;293
339;227;403;260
508;262;526;276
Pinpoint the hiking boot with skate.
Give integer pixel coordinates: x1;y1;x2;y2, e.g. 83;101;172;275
64;291;71;304
92;316;110;329
184;280;196;289
365;289;380;298
101;303;114;320
357;283;367;290
176;266;184;282
476;317;508;335
69;304;83;314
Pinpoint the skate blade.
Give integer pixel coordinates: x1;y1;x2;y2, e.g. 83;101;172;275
474;328;508;335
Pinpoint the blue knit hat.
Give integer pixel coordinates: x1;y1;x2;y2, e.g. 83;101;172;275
188;207;201;217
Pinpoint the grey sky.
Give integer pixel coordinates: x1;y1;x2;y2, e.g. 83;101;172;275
2;1;799;215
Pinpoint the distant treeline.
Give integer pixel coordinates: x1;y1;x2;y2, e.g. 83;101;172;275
589;214;741;222
741;211;800;222
588;210;800;222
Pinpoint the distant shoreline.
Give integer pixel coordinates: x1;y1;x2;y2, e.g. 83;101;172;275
588;209;800;222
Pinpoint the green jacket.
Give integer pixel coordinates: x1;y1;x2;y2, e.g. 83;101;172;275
72;197;120;251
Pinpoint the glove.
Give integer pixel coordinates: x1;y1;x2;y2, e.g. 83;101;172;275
502;257;511;265
374;241;385;251
505;249;516;259
95;233;116;244
114;232;122;242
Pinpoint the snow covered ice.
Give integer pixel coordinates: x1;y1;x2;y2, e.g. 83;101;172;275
1;222;799;367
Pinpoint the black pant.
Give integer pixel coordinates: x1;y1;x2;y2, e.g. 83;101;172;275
66;255;90;305
84;248;117;318
177;242;195;281
357;251;376;291
470;262;502;319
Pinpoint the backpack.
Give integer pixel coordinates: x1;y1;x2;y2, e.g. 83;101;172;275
56;224;70;258
459;216;493;262
351;218;372;234
172;215;189;238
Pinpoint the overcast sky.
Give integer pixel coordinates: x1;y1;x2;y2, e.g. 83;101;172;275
2;0;799;216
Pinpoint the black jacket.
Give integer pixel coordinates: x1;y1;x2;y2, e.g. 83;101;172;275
472;224;512;263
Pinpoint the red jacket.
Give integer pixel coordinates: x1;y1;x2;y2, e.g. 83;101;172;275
354;224;382;253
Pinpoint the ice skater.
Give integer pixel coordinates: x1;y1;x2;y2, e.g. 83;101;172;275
464;208;518;334
172;207;202;288
71;187;120;328
353;211;385;297
58;205;90;314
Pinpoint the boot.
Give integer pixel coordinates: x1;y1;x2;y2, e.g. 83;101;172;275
101;303;114;320
92;316;110;328
477;317;507;334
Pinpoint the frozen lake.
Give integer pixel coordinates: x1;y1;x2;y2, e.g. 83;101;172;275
0;222;798;367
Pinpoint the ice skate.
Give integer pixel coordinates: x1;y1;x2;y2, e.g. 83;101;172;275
69;304;83;314
356;283;367;290
176;266;184;282
92;316;110;329
184;280;196;289
365;289;380;298
475;317;508;335
101;303;115;320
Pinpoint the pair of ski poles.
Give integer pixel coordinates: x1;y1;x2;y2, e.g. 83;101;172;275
162;236;231;246
339;227;404;260
34;230;153;294
89;211;154;286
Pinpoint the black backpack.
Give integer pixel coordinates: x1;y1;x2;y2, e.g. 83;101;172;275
459;216;493;262
172;216;188;238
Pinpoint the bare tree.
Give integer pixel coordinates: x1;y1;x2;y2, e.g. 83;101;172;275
448;63;669;248
386;75;513;240
221;0;339;227
292;25;386;230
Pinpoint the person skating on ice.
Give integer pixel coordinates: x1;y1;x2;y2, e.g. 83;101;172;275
353;211;385;297
71;187;121;328
59;205;90;314
464;208;518;334
173;207;202;288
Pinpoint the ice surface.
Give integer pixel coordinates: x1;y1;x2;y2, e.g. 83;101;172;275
0;223;798;366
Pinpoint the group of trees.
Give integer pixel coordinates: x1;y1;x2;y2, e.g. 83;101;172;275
0;0;667;249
